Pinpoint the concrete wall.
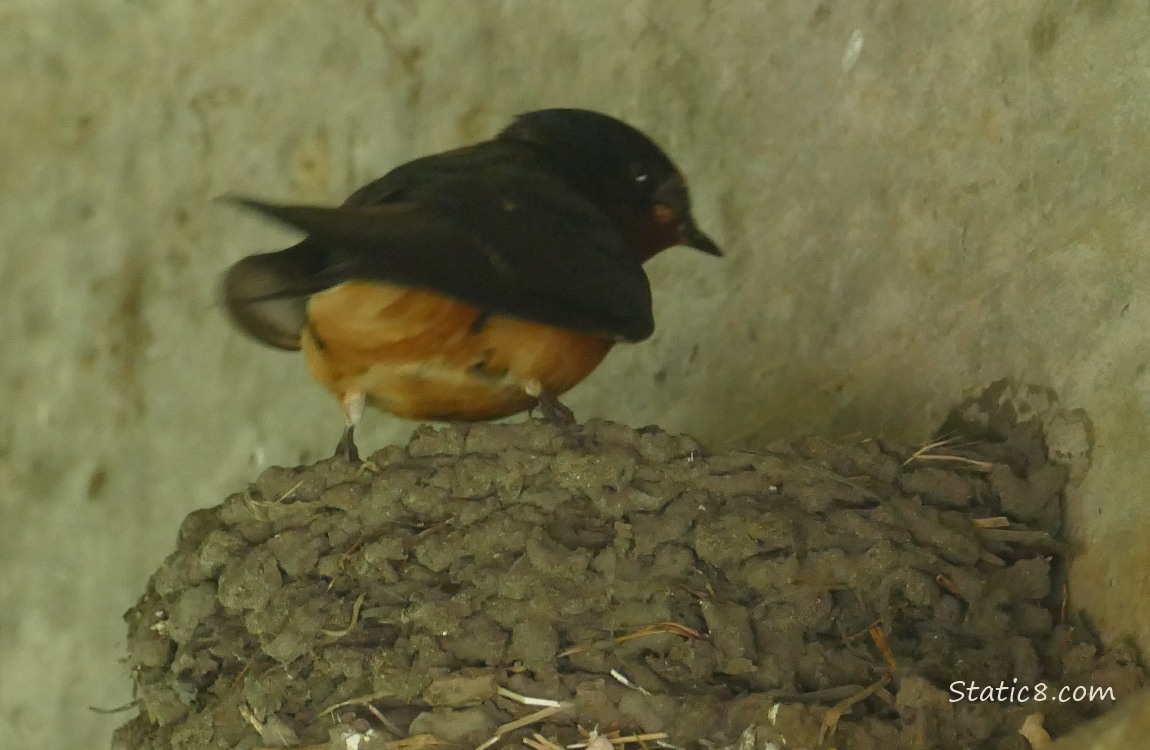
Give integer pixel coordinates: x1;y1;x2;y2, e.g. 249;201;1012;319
2;1;1147;748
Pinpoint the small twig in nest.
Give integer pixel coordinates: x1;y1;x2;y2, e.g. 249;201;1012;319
868;623;898;673
971;516;1011;529
320;690;399;718
817;676;891;747
474;704;572;750
497;704;572;734
615;621;703;643
248;480;306;507
365;702;404;737
276;479;306;502
903;437;994;472
558;621;702;658
610;669;652;695
498;686;563;708
567;732;670;749
88;699;138;714
678;583;714;601
936;574;963;598
239;702;300;747
327;536;368;592
238;704;263;733
904;436;959;463
385;735;448;750
908;453;994;471
407;517;455;546
322;593;366;637
523;733;566;750
977;528;1063;551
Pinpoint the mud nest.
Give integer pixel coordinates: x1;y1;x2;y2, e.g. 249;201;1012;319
115;385;1144;750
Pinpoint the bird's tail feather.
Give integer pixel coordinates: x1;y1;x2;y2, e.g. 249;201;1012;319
222;243;327;351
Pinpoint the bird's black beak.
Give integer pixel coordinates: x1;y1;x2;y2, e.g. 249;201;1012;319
681;220;722;256
651;175;722;256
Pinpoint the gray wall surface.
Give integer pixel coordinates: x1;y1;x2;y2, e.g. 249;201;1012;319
2;2;1147;748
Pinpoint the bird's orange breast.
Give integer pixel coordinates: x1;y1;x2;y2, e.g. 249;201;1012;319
301;281;615;421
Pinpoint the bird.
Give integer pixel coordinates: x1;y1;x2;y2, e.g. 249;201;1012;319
223;108;721;462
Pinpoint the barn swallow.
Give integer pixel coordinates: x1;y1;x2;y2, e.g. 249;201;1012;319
224;108;720;462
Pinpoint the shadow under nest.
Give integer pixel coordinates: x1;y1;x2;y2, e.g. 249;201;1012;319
114;385;1144;750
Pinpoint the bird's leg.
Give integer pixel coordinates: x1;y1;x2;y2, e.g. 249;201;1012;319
334;426;359;464
538;390;576;425
531;386;579;427
333;390;366;463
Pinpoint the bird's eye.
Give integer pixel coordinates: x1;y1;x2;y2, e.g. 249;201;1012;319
634;173;648;183
629;163;650;184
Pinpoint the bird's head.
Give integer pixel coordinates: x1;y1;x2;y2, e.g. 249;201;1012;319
499;108;721;262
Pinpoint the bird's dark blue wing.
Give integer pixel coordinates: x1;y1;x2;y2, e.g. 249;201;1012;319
224;146;654;349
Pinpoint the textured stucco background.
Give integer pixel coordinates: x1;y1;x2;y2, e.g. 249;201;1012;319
2;1;1148;748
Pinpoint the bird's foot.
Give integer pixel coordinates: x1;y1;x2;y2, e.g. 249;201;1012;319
535;390;577;427
333;424;361;464
334;391;366;464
